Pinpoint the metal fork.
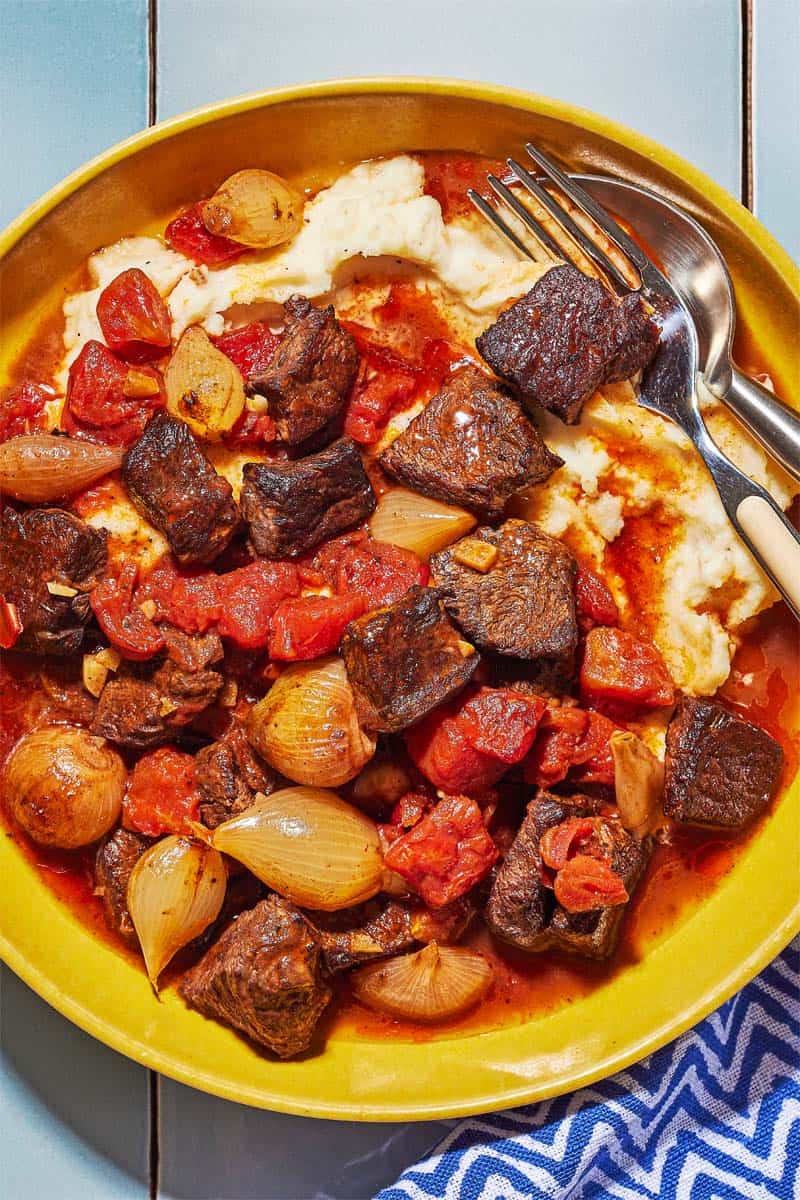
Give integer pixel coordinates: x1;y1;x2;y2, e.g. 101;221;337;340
469;144;800;620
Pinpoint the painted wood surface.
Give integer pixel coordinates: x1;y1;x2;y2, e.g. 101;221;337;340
0;2;795;1197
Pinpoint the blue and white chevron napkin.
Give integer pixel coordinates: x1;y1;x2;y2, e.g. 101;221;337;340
378;938;799;1200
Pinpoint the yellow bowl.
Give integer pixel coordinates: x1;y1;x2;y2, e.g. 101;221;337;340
1;78;798;1121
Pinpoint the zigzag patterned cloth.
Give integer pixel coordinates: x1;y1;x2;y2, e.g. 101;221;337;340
377;938;799;1200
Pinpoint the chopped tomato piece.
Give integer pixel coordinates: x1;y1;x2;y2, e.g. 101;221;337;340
215;321;281;379
407;687;546;797
523;706;618;788
0;598;23;649
215;560;300;650
66;340;162;443
581;626;675;712
324;537;429;609
135;556;221;634
343;361;418;445
553;854;629;912
383;794;498;908
269;592;366;661
90;562;166;660
223;408;277;448
165;202;247;265
389;791;433;830
124;747;199;837
0;381;49;442
575;564;619;631
96;268;171;362
539;817;597;871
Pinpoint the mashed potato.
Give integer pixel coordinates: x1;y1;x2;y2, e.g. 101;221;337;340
57;155;800;696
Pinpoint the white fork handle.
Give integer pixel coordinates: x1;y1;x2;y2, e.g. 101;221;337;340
688;412;800;621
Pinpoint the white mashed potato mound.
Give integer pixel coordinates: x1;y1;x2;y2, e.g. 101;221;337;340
57;155;800;696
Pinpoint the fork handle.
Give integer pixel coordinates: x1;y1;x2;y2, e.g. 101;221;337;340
722;368;800;485
690;415;800;620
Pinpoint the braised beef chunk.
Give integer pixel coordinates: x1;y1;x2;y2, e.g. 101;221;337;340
663;696;783;829
430;520;578;664
0;507;107;655
122;413;239;564
180;896;331;1059
312;899;417;973
95;828;151;945
91;661;222;749
340;586;480;732
486;793;595;952
379;366;562;519
486;790;645;959
248;295;359;445
196;722;284;829
476;264;660;424
240;436;375;559
161;626;224;673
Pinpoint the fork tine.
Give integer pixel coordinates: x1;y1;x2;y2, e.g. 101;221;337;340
508;158;632;291
524;142;651;273
466;189;536;261
485;175;565;259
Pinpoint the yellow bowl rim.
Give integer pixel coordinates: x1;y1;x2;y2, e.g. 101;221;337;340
1;75;798;1121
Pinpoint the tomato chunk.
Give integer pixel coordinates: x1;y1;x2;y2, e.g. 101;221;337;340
523;706;618;788
0;599;23;650
90;562;166;660
575;564;619;632
0;381;49;442
383;794;498;908
165;203;247;266
124;747;199;837
135;556;221;634
269;592;367;661
539;817;597;871
216;321;281;379
553;854;629;912
96;268;171;362
389;791;433;830
343;360;418;445
66;340;162;444
223;408;277;449
316;535;428;609
407;687;546;797
215;560;300;650
581;626;675;712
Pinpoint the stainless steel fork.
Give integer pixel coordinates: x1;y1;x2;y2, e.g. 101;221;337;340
469;144;800;620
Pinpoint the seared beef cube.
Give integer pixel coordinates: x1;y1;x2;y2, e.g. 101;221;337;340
486;790;645;959
122;413;239;565
180;895;331;1058
0;507;106;655
664;696;783;828
340;586;479;732
431;520;578;663
486;792;598;952
380;366;562;519
161;625;223;673
548;817;648;959
476;264;660;424
95;828;151;945
249;295;359;445
312;899;417;973
91;661;222;749
240;436;375;559
196;722;284;830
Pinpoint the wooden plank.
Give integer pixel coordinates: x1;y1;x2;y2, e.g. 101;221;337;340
0;0;150;227
1;3;152;1196
1;968;150;1199
156;0;742;193
752;0;800;258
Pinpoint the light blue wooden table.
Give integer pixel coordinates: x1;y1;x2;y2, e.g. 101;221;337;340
1;2;797;1197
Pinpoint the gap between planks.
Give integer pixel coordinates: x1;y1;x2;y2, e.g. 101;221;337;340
740;0;754;211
